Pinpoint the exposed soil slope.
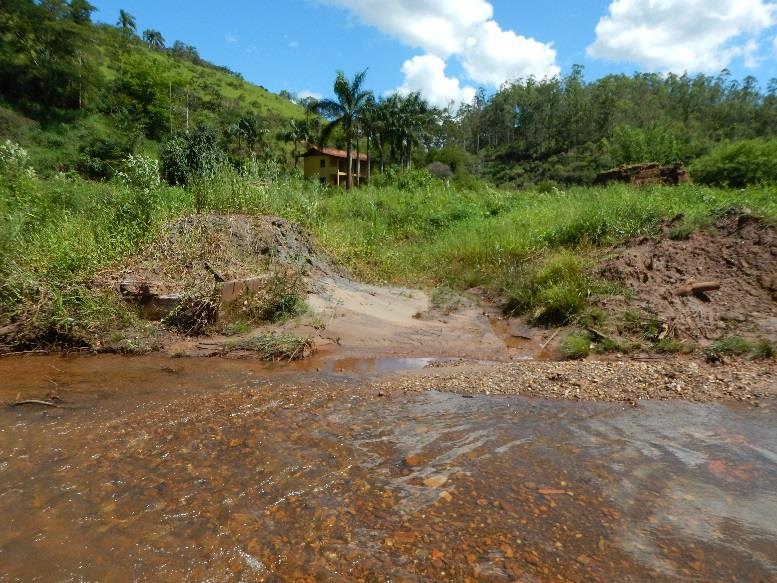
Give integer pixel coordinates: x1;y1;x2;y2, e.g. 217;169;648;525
109;214;338;297
597;213;777;343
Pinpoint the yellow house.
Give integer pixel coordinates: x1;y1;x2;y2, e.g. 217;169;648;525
302;146;368;187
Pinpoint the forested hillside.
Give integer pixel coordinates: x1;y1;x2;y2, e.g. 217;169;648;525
445;66;777;187
0;0;303;177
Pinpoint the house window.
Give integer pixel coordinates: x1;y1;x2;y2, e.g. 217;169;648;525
320;159;326;168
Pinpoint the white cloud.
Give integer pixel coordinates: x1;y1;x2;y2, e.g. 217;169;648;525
297;89;323;101
395;55;477;107
225;32;238;45
325;0;493;57
588;0;777;73
462;21;559;86
289;40;300;49
322;0;559;105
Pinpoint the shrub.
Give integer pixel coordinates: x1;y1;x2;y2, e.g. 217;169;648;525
691;139;777;187
0;140;36;179
160;126;224;186
116;154;161;192
427;161;454;180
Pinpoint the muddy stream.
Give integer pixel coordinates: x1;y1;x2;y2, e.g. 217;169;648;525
0;354;775;581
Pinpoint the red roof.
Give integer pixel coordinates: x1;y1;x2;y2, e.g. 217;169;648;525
302;146;368;161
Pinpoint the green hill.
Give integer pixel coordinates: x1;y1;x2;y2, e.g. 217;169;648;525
0;2;303;177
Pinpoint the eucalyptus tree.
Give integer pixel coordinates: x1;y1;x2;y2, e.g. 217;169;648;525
315;69;373;189
358;96;384;182
142;29;165;50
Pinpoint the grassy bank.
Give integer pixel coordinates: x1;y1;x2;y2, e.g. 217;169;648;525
2;148;776;349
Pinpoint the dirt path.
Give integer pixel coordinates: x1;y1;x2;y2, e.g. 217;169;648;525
302;276;508;360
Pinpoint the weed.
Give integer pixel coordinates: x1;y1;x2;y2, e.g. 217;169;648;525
225;333;313;361
655;338;696;354
163;291;219;335
579;307;607;328
705;336;753;357
503;252;598;325
560;331;591;360
430;286;465;315
222;320;250;336
751;339;776;360
595;337;641;354
621;310;664;342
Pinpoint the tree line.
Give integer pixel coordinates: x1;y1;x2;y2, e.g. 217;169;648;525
296;66;777;189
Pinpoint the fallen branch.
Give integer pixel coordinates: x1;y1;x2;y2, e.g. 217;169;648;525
13;400;60;408
0;350;48;358
675;281;721;297
541;328;563;350
585;326;617;345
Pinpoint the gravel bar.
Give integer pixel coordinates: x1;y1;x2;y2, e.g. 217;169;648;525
373;358;776;403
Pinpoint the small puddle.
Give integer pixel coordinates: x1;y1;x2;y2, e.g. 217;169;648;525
0;355;775;581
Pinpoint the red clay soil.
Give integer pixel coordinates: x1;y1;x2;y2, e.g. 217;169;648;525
597;213;777;343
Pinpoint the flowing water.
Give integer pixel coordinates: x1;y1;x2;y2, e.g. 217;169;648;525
0;354;775;581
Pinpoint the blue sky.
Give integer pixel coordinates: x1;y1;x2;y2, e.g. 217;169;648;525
91;1;777;105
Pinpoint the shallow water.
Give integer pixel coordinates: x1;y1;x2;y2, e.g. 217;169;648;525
0;355;775;581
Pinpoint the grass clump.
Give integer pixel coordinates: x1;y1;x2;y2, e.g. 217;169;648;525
620;310;664;342
752;339;776;360
225;333;313;361
503;252;603;325
560;331;591;360
655;338;697;354
703;336;776;360
706;336;753;357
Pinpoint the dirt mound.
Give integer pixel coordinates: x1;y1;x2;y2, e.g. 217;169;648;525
597;213;777;343
110;214;340;297
595;163;690;186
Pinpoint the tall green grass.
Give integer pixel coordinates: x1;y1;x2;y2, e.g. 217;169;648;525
2;153;776;347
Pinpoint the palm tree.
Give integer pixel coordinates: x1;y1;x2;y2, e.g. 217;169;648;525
315;70;373;189
117;9;136;35
142;29;165;50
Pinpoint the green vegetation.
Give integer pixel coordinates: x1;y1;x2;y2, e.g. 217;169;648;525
655;338;697;354
2;5;777;353
705;337;776;360
456;67;777;188
224;333;313;361
560;331;591;360
690;139;777;187
0;1;303;179
4;133;775;351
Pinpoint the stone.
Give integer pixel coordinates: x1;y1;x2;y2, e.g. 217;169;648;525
423;475;448;488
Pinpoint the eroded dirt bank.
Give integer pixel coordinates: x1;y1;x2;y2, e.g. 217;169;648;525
1;356;775;581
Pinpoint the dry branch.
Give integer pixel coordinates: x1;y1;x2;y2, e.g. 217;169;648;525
674;281;721;297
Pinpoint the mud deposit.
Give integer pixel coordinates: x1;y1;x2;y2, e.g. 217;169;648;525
1;356;776;582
